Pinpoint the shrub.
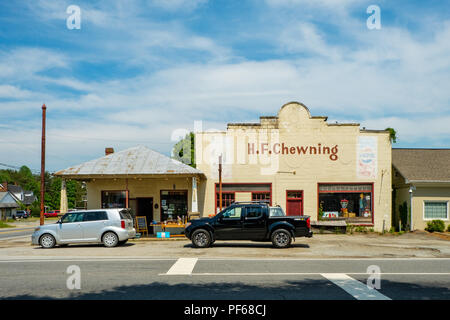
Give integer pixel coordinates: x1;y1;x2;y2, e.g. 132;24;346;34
425;220;445;233
447;224;450;232
355;226;368;233
346;225;355;234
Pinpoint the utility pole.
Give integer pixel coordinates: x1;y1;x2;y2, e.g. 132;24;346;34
219;155;222;212
40;104;46;226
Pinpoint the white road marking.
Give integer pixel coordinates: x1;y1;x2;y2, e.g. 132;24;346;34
0;258;176;263
321;273;391;300
166;258;198;275
184;272;450;276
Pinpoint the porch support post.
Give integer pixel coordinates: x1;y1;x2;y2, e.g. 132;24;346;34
60;179;68;214
190;176;200;220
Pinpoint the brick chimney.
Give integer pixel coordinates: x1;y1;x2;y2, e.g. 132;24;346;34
105;148;114;156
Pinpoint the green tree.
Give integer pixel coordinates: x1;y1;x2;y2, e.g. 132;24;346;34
1;165;85;212
172;132;196;168
385;127;397;144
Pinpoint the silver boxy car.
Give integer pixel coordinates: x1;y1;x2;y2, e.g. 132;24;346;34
31;208;136;248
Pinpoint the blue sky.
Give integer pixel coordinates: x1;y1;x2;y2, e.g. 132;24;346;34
0;0;449;172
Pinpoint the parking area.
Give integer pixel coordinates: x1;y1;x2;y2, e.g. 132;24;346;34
0;231;449;260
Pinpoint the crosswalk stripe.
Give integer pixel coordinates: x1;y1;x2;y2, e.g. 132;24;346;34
321;273;391;300
166;258;198;275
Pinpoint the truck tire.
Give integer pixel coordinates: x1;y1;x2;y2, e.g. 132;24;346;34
271;229;292;248
191;229;211;248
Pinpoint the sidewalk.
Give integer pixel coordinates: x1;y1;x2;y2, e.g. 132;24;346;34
0;232;448;260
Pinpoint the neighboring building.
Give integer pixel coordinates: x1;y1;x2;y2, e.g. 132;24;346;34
0;191;20;220
0;182;37;210
54;146;205;226
7;184;25;202
196;102;392;232
392;148;450;231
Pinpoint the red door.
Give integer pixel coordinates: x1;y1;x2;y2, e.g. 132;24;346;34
287;199;303;216
286;190;304;216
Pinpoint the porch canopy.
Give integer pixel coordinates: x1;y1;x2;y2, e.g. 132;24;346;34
53;145;205;215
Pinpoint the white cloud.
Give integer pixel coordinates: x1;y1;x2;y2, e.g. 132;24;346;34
1;1;449;171
0;85;33;99
149;0;208;11
0;48;68;80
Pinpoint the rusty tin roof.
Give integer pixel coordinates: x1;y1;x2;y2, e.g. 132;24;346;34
54;145;204;178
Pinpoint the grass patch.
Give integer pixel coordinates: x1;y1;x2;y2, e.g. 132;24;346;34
0;221;15;228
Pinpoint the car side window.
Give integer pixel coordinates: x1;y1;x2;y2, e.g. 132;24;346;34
61;212;84;223
222;207;242;219
246;206;263;218
83;211;108;222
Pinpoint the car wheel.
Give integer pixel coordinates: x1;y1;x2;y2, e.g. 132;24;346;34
102;232;119;247
191;229;211;248
271;229;292;248
40;234;56;249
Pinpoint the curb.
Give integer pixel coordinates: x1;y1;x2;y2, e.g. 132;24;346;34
130;237;188;242
427;232;450;241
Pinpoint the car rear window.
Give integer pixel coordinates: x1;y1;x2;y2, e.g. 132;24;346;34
119;210;133;220
83;211;108;222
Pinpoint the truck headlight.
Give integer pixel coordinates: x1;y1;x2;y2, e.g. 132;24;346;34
185;222;191;229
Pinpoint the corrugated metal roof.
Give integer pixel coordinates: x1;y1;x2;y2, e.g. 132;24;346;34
54;145;204;177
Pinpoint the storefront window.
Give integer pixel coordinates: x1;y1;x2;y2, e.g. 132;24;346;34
318;184;373;221
215;183;271;213
252;192;271;203
101;191;126;209
216;192;235;213
160;190;188;222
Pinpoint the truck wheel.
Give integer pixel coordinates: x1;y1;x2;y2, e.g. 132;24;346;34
271;229;292;248
191;229;211;248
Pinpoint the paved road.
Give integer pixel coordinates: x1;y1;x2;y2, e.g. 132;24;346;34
0;227;34;240
0;257;449;300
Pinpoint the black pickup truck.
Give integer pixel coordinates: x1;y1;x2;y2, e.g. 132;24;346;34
184;202;312;248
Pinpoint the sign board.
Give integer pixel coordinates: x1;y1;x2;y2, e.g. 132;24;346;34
135;216;148;236
357;136;378;179
157;232;170;238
